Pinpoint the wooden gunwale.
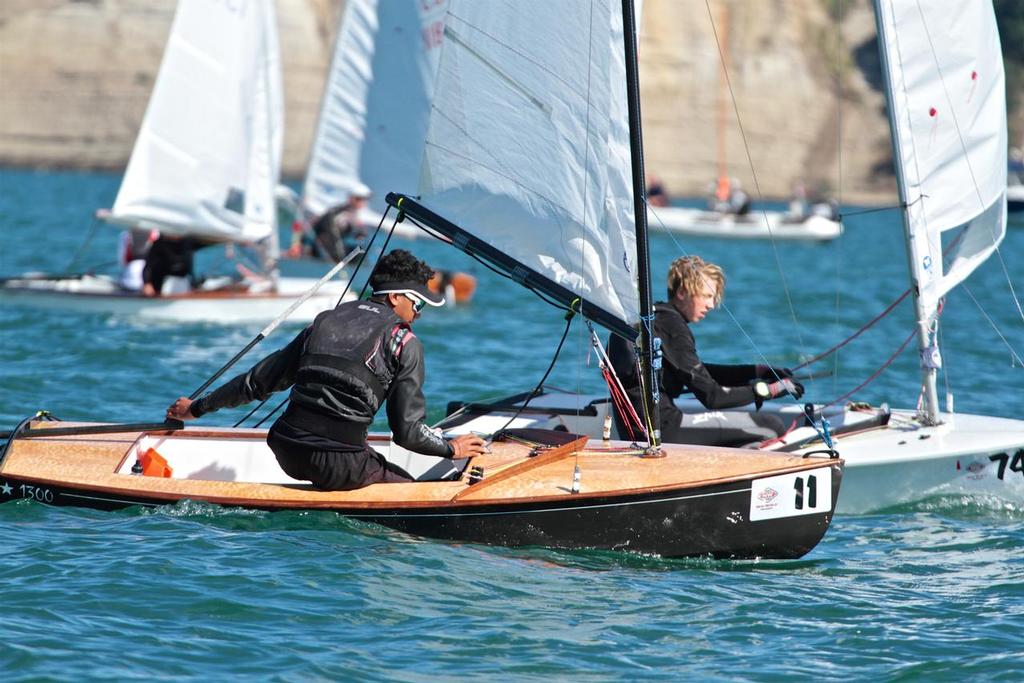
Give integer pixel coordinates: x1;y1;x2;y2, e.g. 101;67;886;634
1;423;842;511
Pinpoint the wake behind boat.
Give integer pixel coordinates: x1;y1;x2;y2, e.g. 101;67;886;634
0;420;840;559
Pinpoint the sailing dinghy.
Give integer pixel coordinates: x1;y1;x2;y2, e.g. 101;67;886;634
0;0;351;323
646;2;842;242
0;0;842;560
443;0;1024;514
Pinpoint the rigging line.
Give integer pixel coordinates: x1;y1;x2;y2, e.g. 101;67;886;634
489;308;578;440
792;287;912;371
960;282;1024;367
937;316;951;409
913;1;1024;327
823;326;917;409
64;215;102;273
353;206;397;302
704;0;808;360
837;204;905;218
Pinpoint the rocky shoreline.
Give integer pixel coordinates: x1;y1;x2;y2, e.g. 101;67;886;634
1;0;1018;205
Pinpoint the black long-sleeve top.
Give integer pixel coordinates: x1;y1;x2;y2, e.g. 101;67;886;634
609;302;763;420
189;316;452;457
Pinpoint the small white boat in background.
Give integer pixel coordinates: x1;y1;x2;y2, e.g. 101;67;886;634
0;0;353;323
648;205;842;241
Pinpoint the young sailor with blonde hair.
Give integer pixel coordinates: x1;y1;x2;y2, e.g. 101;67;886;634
608;255;803;447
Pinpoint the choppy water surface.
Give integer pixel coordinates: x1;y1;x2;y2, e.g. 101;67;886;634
1;169;1022;680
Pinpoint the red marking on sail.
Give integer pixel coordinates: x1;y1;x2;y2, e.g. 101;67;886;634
929;107;937;117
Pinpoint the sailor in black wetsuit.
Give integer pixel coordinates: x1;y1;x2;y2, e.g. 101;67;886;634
142;235;199;296
165;249;487;490
608;255;804;447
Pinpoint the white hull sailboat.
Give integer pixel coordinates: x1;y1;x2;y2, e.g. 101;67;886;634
0;274;350;324
440;0;1024;514
648;206;842;241
0;0;353;323
645;1;842;243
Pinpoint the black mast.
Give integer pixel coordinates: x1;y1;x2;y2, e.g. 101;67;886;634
621;0;660;450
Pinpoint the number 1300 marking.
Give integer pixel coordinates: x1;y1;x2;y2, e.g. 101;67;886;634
989;449;1024;480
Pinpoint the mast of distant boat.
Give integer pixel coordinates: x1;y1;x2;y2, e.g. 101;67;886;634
622;0;661;450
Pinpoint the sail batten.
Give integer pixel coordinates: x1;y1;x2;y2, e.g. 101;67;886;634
108;0;282;245
417;0;639;330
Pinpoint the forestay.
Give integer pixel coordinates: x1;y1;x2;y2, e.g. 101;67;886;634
107;0;283;245
874;0;1007;323
301;0;449;217
418;0;640;327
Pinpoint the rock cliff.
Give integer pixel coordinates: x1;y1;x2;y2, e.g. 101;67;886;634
0;0;1017;204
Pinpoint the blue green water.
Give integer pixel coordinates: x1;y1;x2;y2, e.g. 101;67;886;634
1;168;1022;680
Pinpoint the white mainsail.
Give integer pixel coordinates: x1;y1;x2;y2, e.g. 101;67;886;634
418;0;640;326
874;0;1007;323
300;0;448;218
108;0;283;245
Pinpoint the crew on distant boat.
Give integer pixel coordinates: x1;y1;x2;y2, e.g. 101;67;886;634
117;228;156;291
165;249;488;490
607;255;804;448
287;183;372;262
142;234;199;297
708;176;751;216
786;180;839;222
646;174;669;207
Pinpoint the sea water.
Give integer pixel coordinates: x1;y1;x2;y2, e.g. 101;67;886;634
1;168;1022;680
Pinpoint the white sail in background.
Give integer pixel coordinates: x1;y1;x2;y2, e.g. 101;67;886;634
301;0;448;217
875;0;1007;322
109;0;282;245
418;0;639;326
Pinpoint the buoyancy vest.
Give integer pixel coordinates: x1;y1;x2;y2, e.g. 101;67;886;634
283;300;413;444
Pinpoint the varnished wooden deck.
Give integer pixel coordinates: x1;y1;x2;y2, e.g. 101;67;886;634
1;422;835;509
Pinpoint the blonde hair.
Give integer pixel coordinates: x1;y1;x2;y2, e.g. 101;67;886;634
666;255;724;306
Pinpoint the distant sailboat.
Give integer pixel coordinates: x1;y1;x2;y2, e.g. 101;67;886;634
287;0;476;304
648;2;843;242
290;0;449;243
445;0;1024;514
0;0;351;323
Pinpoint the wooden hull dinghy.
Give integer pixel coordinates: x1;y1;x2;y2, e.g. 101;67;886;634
0;421;842;559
